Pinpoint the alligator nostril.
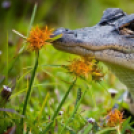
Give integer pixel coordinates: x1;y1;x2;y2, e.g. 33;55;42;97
51;28;65;38
74;33;77;38
67;31;74;34
65;28;69;31
54;28;65;35
52;28;76;39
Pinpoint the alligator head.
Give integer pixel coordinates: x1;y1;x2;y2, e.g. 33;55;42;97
52;8;134;112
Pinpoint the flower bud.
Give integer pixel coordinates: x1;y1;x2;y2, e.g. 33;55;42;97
87;118;95;124
108;88;118;98
59;111;64;115
1;85;12;101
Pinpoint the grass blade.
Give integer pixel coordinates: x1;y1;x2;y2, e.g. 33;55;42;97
60;89;87;134
75;88;81;107
27;3;38;37
6;32;8;85
42;78;77;133
37;92;49;121
9;4;38;74
19;3;38;54
20;50;39;129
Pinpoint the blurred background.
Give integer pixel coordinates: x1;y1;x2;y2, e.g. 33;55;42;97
0;0;134;132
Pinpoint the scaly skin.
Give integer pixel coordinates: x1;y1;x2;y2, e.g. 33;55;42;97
52;9;134;114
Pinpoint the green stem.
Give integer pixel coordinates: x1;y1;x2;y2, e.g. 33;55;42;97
60;89;87;134
6;32;8;85
42;78;77;133
20;51;39;128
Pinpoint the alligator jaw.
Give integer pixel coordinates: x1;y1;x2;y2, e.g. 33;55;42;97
53;42;94;57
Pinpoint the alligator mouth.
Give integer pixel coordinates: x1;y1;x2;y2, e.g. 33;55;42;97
53;42;130;56
53;43;94;56
53;39;133;55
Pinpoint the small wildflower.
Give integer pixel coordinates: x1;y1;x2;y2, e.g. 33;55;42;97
8;40;13;46
108;88;118;98
0;85;12;106
66;57;104;81
1;85;12;98
126;129;132;134
4;125;16;134
1;0;11;9
92;68;104;81
87;118;96;124
59;111;64;115
67;57;92;78
106;109;124;127
27;26;53;50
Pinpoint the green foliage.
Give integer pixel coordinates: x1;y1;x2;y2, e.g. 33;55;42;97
0;0;134;133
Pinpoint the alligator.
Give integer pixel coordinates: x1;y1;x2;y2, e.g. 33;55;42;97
52;8;134;114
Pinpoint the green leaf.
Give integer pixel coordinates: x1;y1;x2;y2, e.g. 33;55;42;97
49;34;62;42
96;127;116;134
121;117;131;134
83;124;92;134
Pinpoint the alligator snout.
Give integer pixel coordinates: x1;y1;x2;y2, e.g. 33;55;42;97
52;27;76;37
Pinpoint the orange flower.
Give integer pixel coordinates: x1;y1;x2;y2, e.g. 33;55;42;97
27;26;53;50
66;57;104;80
67;58;92;78
106;109;124;127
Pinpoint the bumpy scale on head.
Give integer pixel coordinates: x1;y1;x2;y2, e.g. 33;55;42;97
99;8;126;25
